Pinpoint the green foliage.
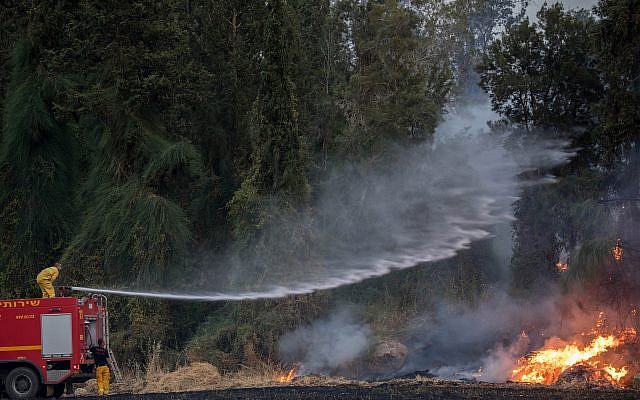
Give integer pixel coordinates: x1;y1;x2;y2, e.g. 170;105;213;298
109;297;173;366
49;0;192;115
478;1;639;301
186;295;329;370
341;1;446;156
593;0;640;163
65;179;192;284
228;0;311;256
565;238;614;284
291;0;350;169
240;0;309;198
0;39;77;297
478;4;601;133
440;0;516;98
509;173;612;294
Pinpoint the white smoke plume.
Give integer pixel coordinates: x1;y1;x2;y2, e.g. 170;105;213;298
278;308;372;375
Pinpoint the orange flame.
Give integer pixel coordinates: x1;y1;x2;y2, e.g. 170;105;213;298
603;365;628;383
612;239;623;262
511;327;636;385
276;364;299;383
555;261;568;272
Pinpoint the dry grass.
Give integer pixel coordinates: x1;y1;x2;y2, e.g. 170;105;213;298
213;363;290;389
103;362;367;395
141;362;221;393
73;342;640;397
71;342;639;397
73;343;425;396
75;360;322;395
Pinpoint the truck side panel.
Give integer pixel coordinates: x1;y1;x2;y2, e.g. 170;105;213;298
0;298;83;385
41;314;73;358
0;299;44;381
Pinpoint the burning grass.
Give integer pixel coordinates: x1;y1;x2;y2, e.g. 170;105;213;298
511;321;638;387
276;362;300;383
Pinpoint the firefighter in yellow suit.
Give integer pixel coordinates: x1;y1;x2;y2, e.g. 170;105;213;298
90;338;111;396
36;262;62;298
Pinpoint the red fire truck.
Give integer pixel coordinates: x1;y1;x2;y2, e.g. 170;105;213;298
0;294;111;399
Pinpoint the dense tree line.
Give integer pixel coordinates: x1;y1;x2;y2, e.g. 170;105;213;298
2;0;637;372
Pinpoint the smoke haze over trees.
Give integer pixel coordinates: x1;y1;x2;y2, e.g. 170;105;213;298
0;0;639;379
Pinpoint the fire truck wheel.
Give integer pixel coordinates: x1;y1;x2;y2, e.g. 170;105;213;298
5;367;40;399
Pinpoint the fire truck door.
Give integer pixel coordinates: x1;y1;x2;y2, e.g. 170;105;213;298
41;314;72;357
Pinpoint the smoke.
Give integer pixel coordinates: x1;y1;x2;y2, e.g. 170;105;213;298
394;283;634;383
278;308;372;375
272;289;598;382
74;98;574;301
275;99;577;382
398;290;559;381
264;99;581;381
270;284;618;383
478;334;531;382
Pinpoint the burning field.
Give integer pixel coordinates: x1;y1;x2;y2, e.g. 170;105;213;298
271;244;640;392
504;244;640;388
76;306;640;399
511;322;638;386
74;236;640;399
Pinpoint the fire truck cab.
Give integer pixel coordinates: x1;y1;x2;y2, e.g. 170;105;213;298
0;294;110;399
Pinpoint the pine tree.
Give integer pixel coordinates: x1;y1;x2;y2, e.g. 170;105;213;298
44;1;205;286
290;0;350;171
478;4;600;133
229;0;310;243
341;0;443;157
594;0;640;163
184;0;266;247
0;39;78;297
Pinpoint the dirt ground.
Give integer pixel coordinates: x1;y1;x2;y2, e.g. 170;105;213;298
69;379;640;400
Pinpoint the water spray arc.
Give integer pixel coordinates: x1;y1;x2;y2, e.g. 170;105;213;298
70;102;574;303
69;285;312;301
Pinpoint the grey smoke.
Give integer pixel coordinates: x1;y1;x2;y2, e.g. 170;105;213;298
479;333;531;382
271;99;576;382
274;290;569;382
399;290;560;381
397;285;617;383
278;308;372;375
